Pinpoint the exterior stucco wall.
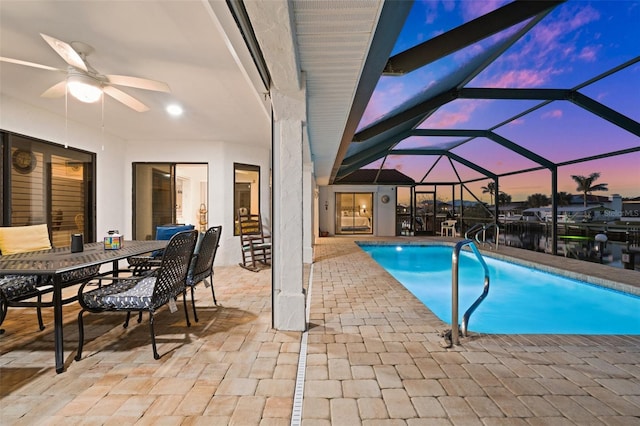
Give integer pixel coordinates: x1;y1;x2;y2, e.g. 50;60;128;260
318;185;397;237
1;95;272;267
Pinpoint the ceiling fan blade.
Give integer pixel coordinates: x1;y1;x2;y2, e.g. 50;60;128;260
0;56;62;72
41;81;67;98
40;33;87;71
106;75;171;93
103;85;149;112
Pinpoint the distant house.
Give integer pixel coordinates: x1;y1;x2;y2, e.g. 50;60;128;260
498;202;527;221
568;194;610;206
622;197;640;222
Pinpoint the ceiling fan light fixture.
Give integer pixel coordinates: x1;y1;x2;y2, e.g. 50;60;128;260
67;74;102;103
166;104;183;117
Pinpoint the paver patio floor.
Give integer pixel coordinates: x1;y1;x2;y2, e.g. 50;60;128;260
1;236;638;425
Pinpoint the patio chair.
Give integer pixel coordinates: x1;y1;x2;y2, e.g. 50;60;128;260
237;209;271;272
128;224;195;275
441;219;457;237
186;225;222;322
75;229;198;360
0;224;99;334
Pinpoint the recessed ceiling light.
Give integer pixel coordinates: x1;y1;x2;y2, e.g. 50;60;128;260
166;104;183;116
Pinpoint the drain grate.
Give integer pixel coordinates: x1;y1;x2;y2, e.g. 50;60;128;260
290;263;313;426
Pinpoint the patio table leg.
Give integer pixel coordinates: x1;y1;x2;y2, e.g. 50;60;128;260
53;275;64;373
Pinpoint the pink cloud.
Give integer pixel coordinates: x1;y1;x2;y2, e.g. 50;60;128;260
489;69;550;88
461;0;509;22
577;45;599;62
480;3;602;80
359;81;408;128
541;109;563;119
427;99;487;128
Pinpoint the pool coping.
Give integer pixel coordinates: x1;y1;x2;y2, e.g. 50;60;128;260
356;238;640;297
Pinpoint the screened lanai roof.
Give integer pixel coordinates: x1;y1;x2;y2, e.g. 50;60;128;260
331;0;640;201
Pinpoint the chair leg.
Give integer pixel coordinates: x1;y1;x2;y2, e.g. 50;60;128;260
182;292;191;327
75;309;86;361
0;298;7;335
149;311;160;360
36;293;45;331
124;312;132;328
208;279;217;305
190;286;198;323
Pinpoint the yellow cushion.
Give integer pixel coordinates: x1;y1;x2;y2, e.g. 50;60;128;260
0;224;52;255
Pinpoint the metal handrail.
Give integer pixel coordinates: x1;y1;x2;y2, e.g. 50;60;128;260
451;239;490;345
476;223;499;250
465;222;499;250
464;223;484;239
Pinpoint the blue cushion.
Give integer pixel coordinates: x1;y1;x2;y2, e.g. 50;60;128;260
152;225;195;257
156;225;195;240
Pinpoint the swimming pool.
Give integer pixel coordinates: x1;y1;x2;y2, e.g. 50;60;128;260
360;244;640;335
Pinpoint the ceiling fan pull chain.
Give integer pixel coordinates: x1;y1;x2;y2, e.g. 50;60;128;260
64;85;68;149
101;95;105;151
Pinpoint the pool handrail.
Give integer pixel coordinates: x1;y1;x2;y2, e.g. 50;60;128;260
451;239;490;345
478;223;499;250
464;223;484;240
465;222;499;250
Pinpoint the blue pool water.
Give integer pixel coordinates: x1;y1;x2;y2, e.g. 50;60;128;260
360;244;640;335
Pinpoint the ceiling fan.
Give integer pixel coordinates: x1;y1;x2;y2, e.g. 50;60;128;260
0;33;170;112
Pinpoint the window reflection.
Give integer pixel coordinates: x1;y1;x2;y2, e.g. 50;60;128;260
133;163;208;240
234;163;260;235
335;192;373;235
1;132;95;247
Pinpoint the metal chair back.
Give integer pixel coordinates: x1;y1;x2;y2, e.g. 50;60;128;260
151;229;198;307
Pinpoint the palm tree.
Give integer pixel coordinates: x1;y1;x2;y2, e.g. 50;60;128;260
481;182;496;205
497;192;512;204
527;193;550;208
571;173;608;207
555;191;572;206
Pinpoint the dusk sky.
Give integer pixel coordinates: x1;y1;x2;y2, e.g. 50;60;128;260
358;0;639;202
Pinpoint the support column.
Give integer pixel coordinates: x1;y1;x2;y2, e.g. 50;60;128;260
271;88;306;331
551;167;558;255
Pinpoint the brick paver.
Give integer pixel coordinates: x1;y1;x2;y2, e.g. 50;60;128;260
0;236;638;425
304;237;640;425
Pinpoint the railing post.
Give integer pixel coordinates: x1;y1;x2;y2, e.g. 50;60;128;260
452;239;490;344
451;240;468;345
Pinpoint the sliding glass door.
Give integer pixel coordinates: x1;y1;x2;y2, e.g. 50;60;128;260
133;163;208;240
335;192;373;235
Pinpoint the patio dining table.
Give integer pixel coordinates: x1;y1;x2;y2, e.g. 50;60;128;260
0;240;167;373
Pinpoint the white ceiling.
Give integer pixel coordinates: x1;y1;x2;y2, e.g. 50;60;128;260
0;1;270;145
0;0;384;184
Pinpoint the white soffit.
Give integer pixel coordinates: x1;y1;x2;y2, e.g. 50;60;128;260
226;0;383;181
283;1;383;185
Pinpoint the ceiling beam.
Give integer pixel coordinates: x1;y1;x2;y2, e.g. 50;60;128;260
459;87;569;100
337;131;412;178
389;149;497;179
353;89;457;142
487;131;555;169
410;129;556;169
570;92;640;137
383;1;565;76
556;146;640;167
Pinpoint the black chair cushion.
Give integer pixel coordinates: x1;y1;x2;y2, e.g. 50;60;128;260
0;275;40;300
81;276;156;310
